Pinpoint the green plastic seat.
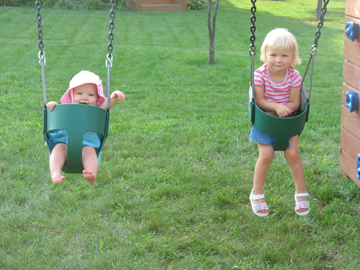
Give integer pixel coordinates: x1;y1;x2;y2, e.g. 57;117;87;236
249;100;310;151
43;104;110;173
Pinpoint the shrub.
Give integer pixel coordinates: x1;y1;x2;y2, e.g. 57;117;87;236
187;0;208;11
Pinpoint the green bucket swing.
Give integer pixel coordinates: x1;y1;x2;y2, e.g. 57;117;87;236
249;95;310;151
248;0;329;151
36;0;116;173
43;105;110;173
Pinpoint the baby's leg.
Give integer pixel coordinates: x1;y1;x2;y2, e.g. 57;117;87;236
49;143;67;184
82;146;98;185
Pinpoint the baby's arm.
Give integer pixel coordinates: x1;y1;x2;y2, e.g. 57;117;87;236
99;90;125;110
46;101;58;111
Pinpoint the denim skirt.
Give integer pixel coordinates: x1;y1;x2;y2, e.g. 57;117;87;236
249;125;290;148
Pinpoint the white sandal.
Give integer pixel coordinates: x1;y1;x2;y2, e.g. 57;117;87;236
294;192;310;216
249;192;269;217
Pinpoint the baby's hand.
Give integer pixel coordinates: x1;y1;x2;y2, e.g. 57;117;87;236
275;104;293;118
46;101;58;111
110;91;125;102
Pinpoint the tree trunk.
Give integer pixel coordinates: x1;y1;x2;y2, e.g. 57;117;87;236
316;0;322;20
208;0;220;65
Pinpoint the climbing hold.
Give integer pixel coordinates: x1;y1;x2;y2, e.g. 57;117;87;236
345;91;359;112
346;22;359;42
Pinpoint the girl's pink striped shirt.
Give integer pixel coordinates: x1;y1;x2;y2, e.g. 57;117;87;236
254;64;302;104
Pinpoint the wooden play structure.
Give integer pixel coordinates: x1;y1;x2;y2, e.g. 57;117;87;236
125;0;187;12
339;0;360;188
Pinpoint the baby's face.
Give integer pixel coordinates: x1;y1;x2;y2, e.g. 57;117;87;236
73;83;98;106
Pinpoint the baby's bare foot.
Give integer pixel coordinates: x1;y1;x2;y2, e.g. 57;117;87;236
51;172;65;184
83;170;96;185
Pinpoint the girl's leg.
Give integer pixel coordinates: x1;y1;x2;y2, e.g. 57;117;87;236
285;135;308;213
251;143;275;213
49;143;67;184
82;146;98;185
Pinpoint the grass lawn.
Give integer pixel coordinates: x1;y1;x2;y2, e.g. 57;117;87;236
1;0;359;269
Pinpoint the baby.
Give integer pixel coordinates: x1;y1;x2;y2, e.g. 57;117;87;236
46;70;125;185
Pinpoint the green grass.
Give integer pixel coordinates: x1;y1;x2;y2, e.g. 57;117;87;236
1;0;359;269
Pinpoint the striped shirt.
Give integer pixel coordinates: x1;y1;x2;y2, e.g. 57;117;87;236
254;64;302;104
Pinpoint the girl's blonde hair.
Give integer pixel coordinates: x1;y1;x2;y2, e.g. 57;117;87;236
260;28;301;66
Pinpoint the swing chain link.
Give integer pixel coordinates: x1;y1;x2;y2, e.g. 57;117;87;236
312;0;329;54
35;0;46;65
106;0;116;68
249;0;257;56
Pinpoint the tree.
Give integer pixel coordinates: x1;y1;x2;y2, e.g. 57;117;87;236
208;0;220;65
316;0;322;20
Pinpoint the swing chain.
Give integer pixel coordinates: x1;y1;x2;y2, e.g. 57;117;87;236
249;0;257;56
106;0;116;68
312;0;329;53
35;0;46;65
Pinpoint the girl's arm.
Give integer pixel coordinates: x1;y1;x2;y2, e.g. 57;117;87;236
285;86;301;112
46;101;58;111
99;90;125;110
254;85;293;117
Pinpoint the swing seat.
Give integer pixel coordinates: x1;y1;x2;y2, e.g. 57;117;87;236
43;104;110;174
249;96;310;151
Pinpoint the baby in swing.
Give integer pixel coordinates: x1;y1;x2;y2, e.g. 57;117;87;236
46;70;125;185
249;28;310;217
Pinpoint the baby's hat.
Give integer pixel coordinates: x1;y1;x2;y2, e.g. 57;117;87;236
60;70;106;106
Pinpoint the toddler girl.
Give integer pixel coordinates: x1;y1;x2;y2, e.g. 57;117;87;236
249;29;310;217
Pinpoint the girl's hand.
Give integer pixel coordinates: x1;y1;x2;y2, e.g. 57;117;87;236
275;104;293;118
46;101;58;111
110;91;125;102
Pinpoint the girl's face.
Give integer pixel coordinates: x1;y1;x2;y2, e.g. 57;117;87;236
264;45;294;74
73;83;98;106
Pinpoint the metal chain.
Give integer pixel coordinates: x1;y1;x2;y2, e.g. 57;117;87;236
105;0;116;109
106;0;116;68
35;0;46;65
249;0;257;56
35;0;47;105
312;0;330;53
